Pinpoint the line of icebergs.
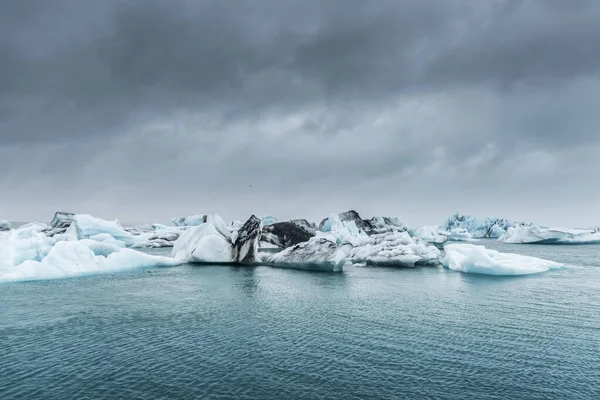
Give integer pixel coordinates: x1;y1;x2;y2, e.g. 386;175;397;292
1;209;594;282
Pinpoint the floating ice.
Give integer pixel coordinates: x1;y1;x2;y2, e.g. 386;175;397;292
413;225;450;244
171;215;262;264
263;237;347;272
261;221;315;248
348;232;442;267
320;210;406;235
0;239;181;282
171;215;208;227
498;225;600;245
442;213;518;239
70;214;138;246
443;243;563;275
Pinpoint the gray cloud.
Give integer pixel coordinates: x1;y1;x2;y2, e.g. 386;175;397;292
1;0;599;226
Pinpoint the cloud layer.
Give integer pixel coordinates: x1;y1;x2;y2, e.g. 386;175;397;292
1;0;599;226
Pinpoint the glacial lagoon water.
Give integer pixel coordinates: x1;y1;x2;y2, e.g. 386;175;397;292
1;241;600;399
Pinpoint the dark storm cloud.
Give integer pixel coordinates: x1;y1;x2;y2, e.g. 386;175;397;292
1;0;600;225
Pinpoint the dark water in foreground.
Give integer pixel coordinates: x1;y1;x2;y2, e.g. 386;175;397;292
1;241;600;399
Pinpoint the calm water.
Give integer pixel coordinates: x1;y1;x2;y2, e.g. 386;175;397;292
1;241;600;399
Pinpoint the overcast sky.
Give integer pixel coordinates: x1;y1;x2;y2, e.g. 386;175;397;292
1;0;599;227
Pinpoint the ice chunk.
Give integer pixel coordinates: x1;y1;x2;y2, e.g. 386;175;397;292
171;223;233;263
498;225;600;244
443;243;563;275
261;221;315;248
0;219;11;231
261;216;279;226
171;215;261;264
441;213;523;239
413;225;450;244
317;214;371;246
348;232;442;267
50;211;75;229
0;239;181;283
71;214;138;246
263;237;346;272
171;215;208;227
320;210;407;235
448;228;474;241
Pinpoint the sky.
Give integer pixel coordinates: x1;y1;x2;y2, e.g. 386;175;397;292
1;0;599;227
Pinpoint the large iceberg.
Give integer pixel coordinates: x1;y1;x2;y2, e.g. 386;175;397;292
0;227;181;282
69;214;138;246
171;215;262;264
0;219;12;231
263;237;347;272
498;225;600;245
443;243;563;275
171;215;208;227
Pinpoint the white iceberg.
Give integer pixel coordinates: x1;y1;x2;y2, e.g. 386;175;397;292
0;239;181;283
318;213;371;246
498;225;600;245
263;237;347;272
413;225;450;245
0;219;11;231
319;210;407;235
443;243;563;275
348;232;442;267
69;214;138;246
171;215;207;227
442;213;517;239
171;215;262;264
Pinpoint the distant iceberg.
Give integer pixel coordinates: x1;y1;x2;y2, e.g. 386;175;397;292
0;219;12;231
171;215;208;227
498;225;600;245
441;213;518;239
69;214;138;246
443;243;563;275
319;210;407;236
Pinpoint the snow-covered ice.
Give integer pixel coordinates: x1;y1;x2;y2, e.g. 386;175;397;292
413;225;450;245
498;225;600;245
171;215;208;227
443;243;563;275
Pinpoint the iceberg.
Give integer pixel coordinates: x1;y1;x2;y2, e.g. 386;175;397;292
261;221;316;248
171;215;208;227
318;213;371;246
261;216;279;226
441;213;523;239
413;225;450;245
263;237;347;272
70;214;138;246
0;219;12;231
0;239;181;283
171;215;262;264
443;243;563;275
319;210;407;235
498;225;600;245
348;232;442;267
